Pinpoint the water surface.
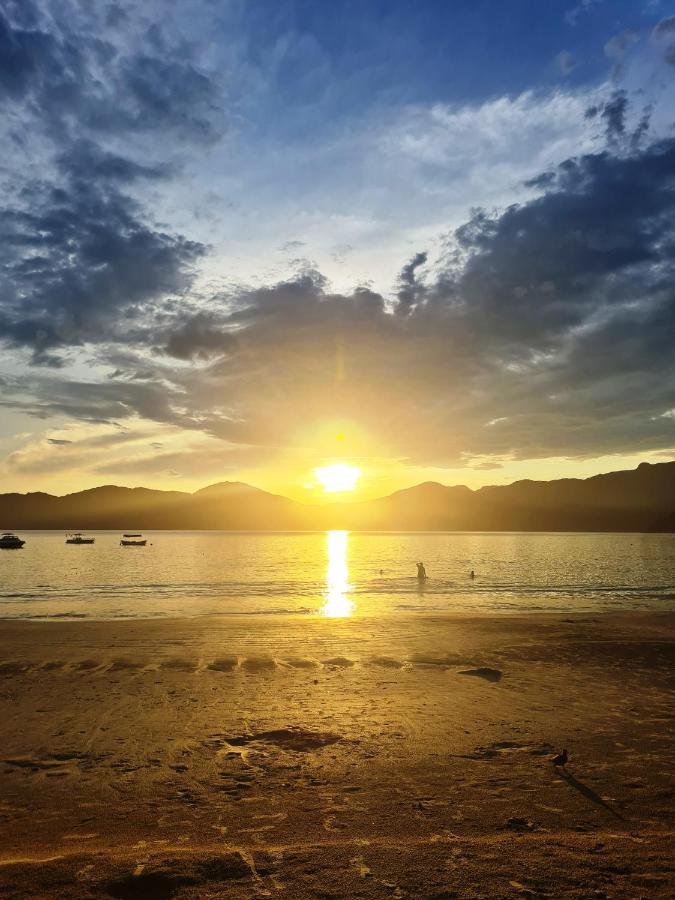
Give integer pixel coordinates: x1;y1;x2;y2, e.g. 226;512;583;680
0;531;673;620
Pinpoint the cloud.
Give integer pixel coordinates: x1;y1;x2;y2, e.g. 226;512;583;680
599;90;629;144
0;2;224;366
396;252;428;316
57;139;172;184
564;0;603;27
556;50;577;75
0;144;204;364
652;15;675;65
604;29;640;60
190;133;674;462
583;89;652;149
0;5;673;480
163;313;237;361
4;123;674;469
652;15;675;39
0;419;266;488
0;2;225;143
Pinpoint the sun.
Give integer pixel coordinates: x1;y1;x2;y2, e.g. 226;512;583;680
314;463;362;493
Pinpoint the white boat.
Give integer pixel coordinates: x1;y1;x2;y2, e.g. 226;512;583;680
0;532;25;549
66;533;95;545
120;533;147;546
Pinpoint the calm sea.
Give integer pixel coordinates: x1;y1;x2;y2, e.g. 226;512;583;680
0;531;673;620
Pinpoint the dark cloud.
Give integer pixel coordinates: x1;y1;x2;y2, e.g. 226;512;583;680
0;2;221;366
163;313;237;361
0;2;224;142
0;375;219;435
0;6;82;104
57;139;172;184
168;136;674;462
456;137;675;337
105;4;128;30
0;143;204;364
584;92;651;150
46;437;72;445
396;251;428;315
600;90;628;144
470;461;504;471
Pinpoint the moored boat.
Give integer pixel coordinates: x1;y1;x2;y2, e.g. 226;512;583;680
66;532;95;545
0;532;25;549
120;533;147;546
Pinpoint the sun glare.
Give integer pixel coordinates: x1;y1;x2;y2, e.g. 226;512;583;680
314;462;362;493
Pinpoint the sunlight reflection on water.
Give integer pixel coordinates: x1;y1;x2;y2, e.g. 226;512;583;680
321;530;354;617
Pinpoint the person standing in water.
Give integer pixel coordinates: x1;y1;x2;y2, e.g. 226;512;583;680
416;561;427;581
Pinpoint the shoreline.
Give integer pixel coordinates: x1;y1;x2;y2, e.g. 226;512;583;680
1;605;674;623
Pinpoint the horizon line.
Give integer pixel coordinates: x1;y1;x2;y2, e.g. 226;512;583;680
2;459;671;505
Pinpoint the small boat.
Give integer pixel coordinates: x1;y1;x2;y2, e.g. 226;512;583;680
120;533;147;546
0;532;25;549
66;532;95;545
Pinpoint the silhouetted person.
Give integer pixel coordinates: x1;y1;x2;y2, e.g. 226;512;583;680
470;569;475;579
416;561;427;581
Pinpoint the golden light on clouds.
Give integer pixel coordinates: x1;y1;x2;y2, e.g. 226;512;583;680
314;462;362;493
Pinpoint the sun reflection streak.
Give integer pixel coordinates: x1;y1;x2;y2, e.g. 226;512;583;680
321;530;354;617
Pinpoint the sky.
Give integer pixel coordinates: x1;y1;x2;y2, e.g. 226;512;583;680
0;0;674;502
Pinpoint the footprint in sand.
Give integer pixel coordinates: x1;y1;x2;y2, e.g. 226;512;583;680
281;657;319;669
224;728;342;752
4;751;87;775
207;657;239;672
369;656;406;669
102;852;253;899
74;659;101;672
409;653;455;669
240;657;277;673
322;656;355;668
0;661;31;676
160;658;197;672
458;667;502;682
108;659;146;672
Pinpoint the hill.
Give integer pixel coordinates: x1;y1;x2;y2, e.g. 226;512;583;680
0;462;673;532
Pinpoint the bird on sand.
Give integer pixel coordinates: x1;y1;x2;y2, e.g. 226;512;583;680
551;748;568;768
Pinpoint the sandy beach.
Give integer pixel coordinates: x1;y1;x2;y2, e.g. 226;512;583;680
0;611;672;898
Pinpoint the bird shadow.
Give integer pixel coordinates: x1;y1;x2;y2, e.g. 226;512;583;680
557;769;625;820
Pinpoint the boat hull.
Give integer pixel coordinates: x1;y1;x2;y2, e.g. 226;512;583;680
120;540;147;546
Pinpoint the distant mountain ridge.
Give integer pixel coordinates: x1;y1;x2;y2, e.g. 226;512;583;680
1;462;674;532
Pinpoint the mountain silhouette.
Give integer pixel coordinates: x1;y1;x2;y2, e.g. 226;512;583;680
1;462;673;532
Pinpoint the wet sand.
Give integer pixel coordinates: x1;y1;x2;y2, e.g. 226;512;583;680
0;611;673;898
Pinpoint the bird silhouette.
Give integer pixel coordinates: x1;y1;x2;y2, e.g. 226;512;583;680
551;748;568;767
